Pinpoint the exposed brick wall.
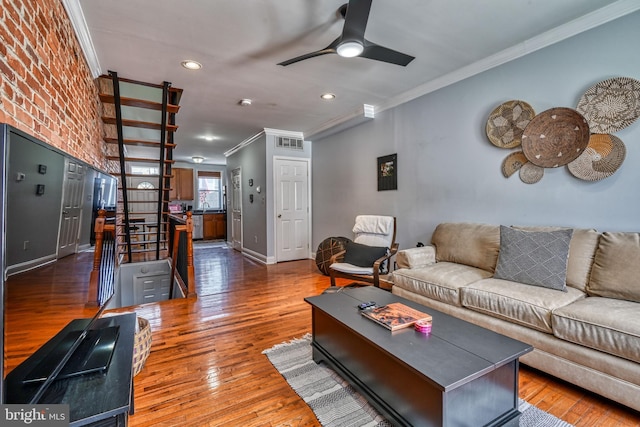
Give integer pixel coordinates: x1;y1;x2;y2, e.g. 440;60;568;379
0;0;105;169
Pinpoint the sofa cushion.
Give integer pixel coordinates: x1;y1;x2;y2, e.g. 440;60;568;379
460;278;586;333
494;226;573;291
553;297;640;363
395;246;436;269
392;262;493;307
431;223;500;272
587;232;640;303
514;226;600;292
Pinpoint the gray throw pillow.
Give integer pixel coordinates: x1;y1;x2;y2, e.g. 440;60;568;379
342;241;388;268
494;226;573;291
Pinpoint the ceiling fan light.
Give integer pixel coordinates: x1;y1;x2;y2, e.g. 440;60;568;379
336;41;363;58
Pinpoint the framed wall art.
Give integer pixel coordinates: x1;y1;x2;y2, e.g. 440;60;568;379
377;154;397;191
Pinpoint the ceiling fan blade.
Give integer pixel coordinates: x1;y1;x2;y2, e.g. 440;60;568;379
360;40;415;66
341;0;372;42
278;38;340;66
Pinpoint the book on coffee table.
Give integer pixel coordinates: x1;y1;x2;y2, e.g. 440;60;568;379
362;302;432;331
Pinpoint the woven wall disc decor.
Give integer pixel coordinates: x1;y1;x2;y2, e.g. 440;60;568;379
519;162;544;184
521;107;590;168
576;77;640;134
486;100;536;148
501;151;528;177
567;134;626;181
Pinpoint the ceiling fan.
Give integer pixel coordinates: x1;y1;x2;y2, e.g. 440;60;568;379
277;0;414;67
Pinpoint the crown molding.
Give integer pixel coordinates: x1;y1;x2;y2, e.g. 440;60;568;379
305;104;375;141
263;128;304;139
62;0;101;78
224;130;265;157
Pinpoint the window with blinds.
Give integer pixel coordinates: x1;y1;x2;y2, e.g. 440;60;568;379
197;171;221;210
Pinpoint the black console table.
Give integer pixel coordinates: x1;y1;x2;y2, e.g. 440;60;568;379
5;313;136;426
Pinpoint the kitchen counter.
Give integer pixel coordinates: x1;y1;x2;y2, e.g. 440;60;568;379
192;209;226;214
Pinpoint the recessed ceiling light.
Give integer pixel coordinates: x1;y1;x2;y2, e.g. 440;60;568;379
321;93;336;100
181;60;202;70
239;99;252;106
192;156;205;163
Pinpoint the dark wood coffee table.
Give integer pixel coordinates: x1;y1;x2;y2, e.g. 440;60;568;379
305;286;533;426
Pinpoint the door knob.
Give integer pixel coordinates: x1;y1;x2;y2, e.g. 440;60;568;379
278;214;282;218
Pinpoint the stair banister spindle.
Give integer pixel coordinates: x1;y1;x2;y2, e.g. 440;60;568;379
156;81;170;260
109;70;133;262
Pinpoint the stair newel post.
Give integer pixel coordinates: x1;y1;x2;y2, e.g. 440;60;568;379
186;211;196;298
87;209;106;307
109;70;133;262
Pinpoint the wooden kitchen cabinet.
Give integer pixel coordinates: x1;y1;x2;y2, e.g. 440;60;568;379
169;168;194;200
214;214;226;239
203;213;226;240
203;214;215;239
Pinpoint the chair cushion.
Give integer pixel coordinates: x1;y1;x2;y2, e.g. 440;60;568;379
330;263;374;275
342;241;387;268
352;215;393;235
494;226;573;291
352;215;395;247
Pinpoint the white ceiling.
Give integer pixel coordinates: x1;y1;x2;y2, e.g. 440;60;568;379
69;0;638;165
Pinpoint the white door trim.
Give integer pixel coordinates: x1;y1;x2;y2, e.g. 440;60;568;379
231;167;242;251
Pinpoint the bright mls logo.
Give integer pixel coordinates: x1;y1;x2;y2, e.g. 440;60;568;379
2;405;69;426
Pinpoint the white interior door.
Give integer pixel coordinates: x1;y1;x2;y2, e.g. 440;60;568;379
275;158;309;262
57;159;85;258
231;168;242;251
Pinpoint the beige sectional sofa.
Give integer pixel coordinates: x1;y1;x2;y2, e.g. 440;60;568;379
391;222;640;412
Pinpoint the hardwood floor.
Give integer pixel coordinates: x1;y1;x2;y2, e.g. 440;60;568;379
4;243;640;426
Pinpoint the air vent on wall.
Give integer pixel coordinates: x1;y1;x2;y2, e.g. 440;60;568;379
275;136;303;150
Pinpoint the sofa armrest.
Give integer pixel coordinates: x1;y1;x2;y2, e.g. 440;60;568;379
396;246;436;269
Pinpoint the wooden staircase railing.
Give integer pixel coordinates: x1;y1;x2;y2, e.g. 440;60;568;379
88;210;197;307
98;72;183;263
170;212;196;298
87;209;116;307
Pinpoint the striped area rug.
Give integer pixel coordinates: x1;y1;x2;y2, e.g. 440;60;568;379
263;334;573;427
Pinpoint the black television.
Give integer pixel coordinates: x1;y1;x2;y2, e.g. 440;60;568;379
15;298;119;404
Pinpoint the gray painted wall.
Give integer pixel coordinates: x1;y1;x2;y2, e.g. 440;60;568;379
225;131;312;261
6;130;65;266
226;134;268;255
3;125;116;271
312;11;640;251
265;132;312;260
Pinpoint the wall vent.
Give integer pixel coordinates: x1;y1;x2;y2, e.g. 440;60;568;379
275;136;303;150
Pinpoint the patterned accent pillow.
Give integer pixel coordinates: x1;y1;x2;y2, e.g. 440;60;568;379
494;226;573;291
